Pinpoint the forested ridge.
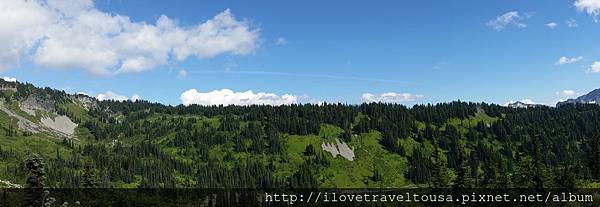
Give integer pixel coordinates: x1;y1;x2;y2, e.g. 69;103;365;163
1;80;600;189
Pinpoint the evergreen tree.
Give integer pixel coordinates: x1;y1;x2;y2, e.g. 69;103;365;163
82;161;99;188
453;143;473;189
531;135;552;189
514;156;535;188
554;165;576;189
591;136;600;180
341;125;352;142
430;141;452;188
24;153;46;207
9;81;600;190
408;148;430;184
303;144;315;156
371;169;383;182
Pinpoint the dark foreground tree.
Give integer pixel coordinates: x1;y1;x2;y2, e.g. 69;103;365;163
591;136;600;180
24;153;47;207
82;161;99;188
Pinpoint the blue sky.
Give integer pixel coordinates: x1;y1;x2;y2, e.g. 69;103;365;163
1;0;600;106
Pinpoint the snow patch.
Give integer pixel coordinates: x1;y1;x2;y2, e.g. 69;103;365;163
2;77;17;82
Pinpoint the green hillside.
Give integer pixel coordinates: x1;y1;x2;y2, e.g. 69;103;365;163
1;80;600;189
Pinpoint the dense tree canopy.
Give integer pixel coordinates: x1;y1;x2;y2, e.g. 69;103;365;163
1;81;600;188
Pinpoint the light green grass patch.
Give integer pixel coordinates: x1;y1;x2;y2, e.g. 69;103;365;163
319;124;342;141
319;131;409;188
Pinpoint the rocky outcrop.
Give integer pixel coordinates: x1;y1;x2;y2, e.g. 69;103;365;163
0;101;77;138
0;102;42;134
19;95;56;115
73;94;97;110
40;115;77;137
508;101;541;108
321;139;355;161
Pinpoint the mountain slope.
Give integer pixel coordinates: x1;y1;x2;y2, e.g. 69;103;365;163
557;88;600;106
1;80;600;189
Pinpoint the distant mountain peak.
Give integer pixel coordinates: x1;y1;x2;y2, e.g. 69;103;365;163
557;88;600;107
508;101;541;108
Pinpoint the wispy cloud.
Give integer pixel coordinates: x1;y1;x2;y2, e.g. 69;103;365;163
486;11;531;31
223;62;238;72
555;56;583;65
433;62;448;70
177;69;188;79
275;37;288;46
556;90;577;97
590;61;600;73
188;70;411;84
566;18;579;27
361;92;424;103
546;22;558;29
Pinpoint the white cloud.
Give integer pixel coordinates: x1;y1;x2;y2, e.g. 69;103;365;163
555;56;583;65
546;22;558;29
2;77;17;82
554;99;567;104
361;92;424;103
96;91;141;101
180;89;297;106
486;11;530;31
131;94;141;101
177;69;188;78
275;37;288;46
75;92;88;96
0;0;260;75
566;18;579;27
575;0;600;21
118;57;158;74
97;91;128;101
520;99;539;105
556;90;577;97
590;61;600;73
0;0;53;71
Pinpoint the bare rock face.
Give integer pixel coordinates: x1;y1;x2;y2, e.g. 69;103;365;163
2;98;77;138
40;115;77;137
19;104;36;116
74;94;97;110
321;138;355;161
20;95;56;115
0;102;42;133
